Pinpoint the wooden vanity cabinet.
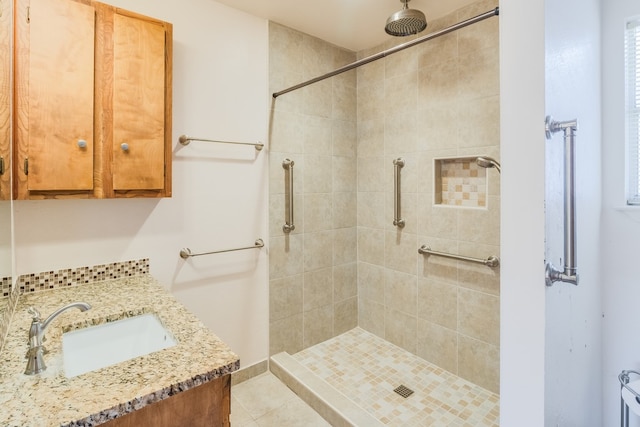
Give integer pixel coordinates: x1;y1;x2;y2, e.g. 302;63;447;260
102;374;231;427
0;0;11;200
13;0;172;199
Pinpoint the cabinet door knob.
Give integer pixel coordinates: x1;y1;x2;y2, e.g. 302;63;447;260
77;139;87;148
121;143;129;151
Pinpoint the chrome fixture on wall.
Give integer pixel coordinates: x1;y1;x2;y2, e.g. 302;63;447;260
385;0;427;37
476;156;501;173
282;159;295;233
393;158;405;228
180;239;264;259
272;8;499;99
178;134;264;151
545;115;578;286
418;244;500;268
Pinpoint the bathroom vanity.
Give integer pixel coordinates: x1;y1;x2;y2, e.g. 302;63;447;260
0;275;238;426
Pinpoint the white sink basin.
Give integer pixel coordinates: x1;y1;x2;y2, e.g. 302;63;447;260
62;313;177;378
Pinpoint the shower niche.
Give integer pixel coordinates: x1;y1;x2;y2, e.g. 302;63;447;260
434;157;491;208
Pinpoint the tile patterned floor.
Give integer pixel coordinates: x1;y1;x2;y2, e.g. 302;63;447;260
231;371;331;427
292;327;500;427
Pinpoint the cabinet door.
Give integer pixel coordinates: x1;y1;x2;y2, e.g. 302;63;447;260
25;0;95;192
0;0;11;199
112;12;166;191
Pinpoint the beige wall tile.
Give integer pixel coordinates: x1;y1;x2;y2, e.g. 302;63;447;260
269;22;303;75
270;314;303;356
304;305;334;348
458;335;499;393
417;278;457;329
458;288;500;345
270;275;303;321
457;197;500;246
303;33;334;76
270;235;304;280
333;156;357;193
384;269;418;316
457;96;500;149
303;115;332;155
304;193;333;233
333;81;357;121
357;227;385;266
304;155;333;193
417;106;459;152
457;45;499;101
303;79;333;118
357;191;385;229
270;110;305;153
332;120;357;158
334;297;358;335
417;319;458;374
418;31;458;67
385;307;417;354
357;83;385;123
333;192;357;229
358;261;385;304
334;262;357;302
384;231;418;275
304;230;334;272
333;227;357;265
303;268;333;312
357;157;385;192
418;58;459;109
358;298;385;337
385;71;418;117
357;119;384;158
417;197;459;240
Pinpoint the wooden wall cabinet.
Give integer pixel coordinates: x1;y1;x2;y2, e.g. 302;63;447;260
13;0;172;199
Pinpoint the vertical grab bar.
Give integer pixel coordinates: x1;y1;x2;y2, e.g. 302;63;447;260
393;158;405;228
282;159;295;233
545;116;578;286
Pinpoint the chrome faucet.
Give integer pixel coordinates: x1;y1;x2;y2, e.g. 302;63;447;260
24;302;92;375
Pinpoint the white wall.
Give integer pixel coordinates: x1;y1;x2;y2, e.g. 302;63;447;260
499;0;547;425
602;0;640;425
544;0;603;425
12;0;270;369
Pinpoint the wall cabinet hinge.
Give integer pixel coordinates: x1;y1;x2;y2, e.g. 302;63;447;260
0;157;4;175
26;6;30;23
24;158;28;175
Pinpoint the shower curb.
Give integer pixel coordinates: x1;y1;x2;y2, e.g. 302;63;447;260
270;352;385;427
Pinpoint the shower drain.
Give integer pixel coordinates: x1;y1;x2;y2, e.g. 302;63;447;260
393;384;414;398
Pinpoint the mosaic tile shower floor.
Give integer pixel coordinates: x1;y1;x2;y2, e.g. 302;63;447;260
292;327;500;426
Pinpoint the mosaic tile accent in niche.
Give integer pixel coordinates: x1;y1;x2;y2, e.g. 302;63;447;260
1;276;11;298
435;158;487;208
17;259;150;294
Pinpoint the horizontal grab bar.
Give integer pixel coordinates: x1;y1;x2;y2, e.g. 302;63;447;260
178;135;264;151
180;239;265;259
418;245;500;268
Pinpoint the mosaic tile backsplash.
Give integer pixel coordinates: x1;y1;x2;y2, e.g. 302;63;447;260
0;259;149;354
437;159;488;208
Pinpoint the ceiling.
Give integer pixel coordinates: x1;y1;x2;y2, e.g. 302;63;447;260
214;0;478;52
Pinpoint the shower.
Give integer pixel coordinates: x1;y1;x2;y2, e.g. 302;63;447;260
476;156;502;173
385;0;427;37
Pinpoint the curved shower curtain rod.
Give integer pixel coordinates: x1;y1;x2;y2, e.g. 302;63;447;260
272;7;499;98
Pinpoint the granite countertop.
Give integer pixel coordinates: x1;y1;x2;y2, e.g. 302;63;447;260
0;275;240;426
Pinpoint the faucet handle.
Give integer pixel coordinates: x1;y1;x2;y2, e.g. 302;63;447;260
27;306;41;321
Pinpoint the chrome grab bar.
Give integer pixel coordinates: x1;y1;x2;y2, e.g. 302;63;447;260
544;116;578;286
282;159;295;233
418;245;500;268
178;135;264;151
393;158;405;228
180;239;264;259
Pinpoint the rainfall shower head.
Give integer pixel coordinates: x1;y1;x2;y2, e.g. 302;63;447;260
476;156;501;173
385;0;427;37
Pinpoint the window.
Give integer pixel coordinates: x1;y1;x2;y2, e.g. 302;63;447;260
626;17;640;204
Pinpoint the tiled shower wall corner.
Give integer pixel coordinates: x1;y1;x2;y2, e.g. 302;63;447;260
268;23;358;355
0;259;149;353
356;0;500;393
268;0;500;394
